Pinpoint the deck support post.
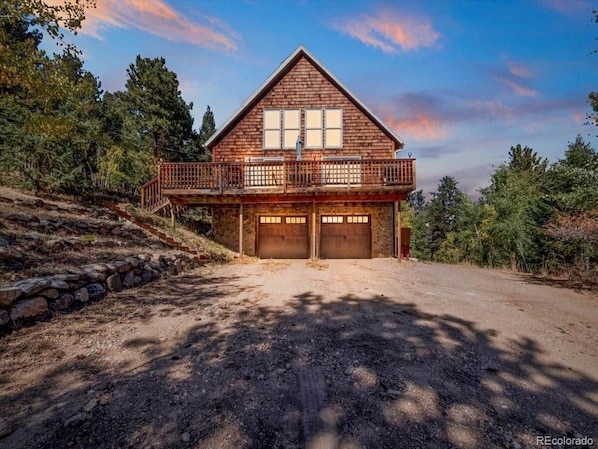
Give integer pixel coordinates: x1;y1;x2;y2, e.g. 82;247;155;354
311;200;316;259
170;201;176;229
238;202;243;256
395;201;401;262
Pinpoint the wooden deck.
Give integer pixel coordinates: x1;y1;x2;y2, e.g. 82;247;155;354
141;159;416;208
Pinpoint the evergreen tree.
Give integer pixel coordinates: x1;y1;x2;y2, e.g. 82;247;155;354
199;105;216;145
122;55;196;162
426;176;465;259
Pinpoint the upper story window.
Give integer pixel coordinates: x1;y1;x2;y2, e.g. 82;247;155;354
283;109;300;149
264;109;301;150
305;108;343;149
305;109;323;149
324;108;342;148
264;107;343;150
263;109;281;149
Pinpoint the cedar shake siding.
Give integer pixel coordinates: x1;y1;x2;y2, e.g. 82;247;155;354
211;56;396;163
140;46;415;259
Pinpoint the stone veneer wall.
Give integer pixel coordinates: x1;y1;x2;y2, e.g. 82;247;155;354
212;202;395;258
0;253;199;329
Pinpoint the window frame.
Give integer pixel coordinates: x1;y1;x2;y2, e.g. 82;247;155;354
282;109;301;150
324;108;343;149
305;108;323;149
263;109;282;150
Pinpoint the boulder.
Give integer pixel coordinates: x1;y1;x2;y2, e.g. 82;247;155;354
50;293;74;311
121;270;135;288
52;273;80;282
0;287;23;308
74;287;89;303
38;288;60;300
124;257;141;269
48;279;70;290
106;273;122;292
110;227;121;235
133;276;142;286
9;297;48;321
14;277;51;296
84;270;105;282
84;263;111;274
0;309;8;326
86;283;106;301
141;269;153;284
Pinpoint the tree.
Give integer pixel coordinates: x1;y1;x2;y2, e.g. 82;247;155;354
481;145;547;270
122;55;196;162
426;176;465;259
199;105;216;145
0;0;102;193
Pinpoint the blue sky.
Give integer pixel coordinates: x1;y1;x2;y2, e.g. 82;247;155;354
48;0;598;196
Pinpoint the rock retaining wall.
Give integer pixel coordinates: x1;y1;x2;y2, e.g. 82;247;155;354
0;253;199;329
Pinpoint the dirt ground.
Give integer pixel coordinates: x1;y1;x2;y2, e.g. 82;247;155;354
0;259;596;449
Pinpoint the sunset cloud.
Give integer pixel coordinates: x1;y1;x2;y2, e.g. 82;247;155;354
384;114;447;140
333;10;440;53
49;0;239;51
493;61;539;98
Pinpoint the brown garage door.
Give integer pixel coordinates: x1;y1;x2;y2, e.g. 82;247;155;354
258;216;309;259
320;215;371;259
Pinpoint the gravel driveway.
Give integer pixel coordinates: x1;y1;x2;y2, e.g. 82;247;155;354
0;259;596;449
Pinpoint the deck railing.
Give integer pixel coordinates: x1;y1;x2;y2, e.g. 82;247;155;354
140;176;165;211
157;159;415;192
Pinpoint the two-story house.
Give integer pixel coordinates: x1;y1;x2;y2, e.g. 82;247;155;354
141;46;416;259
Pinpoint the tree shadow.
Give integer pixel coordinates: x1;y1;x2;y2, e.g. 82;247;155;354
0;268;596;449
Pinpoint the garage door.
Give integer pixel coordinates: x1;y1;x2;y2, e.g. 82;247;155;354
258;216;309;259
320;215;371;259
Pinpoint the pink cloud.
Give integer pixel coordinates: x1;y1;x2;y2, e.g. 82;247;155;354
47;0;238;51
507;61;533;79
494;61;539;98
383;113;447;141
333;10;440;53
502;79;539;98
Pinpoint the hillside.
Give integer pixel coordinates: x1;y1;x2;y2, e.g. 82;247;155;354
0;187;231;287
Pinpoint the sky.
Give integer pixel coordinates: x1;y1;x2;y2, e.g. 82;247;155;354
45;0;598;197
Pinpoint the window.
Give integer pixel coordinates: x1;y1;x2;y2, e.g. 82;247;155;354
322;216;344;224
263;110;281;149
286;216;306;224
347;216;369;224
265;108;342;150
260;216;282;224
283;110;300;149
305;109;323;148
325;108;342;148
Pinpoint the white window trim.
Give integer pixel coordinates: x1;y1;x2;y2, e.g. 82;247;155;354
305;108;323;149
283;109;301;150
324;108;343;149
263;109;282;150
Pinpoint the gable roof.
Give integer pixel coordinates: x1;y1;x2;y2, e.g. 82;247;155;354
205;45;405;150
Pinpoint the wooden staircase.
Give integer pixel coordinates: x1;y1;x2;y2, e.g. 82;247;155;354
98;201;208;261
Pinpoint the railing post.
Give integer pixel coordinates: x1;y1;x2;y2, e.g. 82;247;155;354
218;163;223;193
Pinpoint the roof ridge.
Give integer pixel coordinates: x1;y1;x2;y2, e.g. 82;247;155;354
204;46;405;150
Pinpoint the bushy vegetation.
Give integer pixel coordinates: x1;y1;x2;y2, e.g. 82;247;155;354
0;0;215;195
407;138;598;284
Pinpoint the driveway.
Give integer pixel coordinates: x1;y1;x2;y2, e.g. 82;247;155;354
0;259;596;449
